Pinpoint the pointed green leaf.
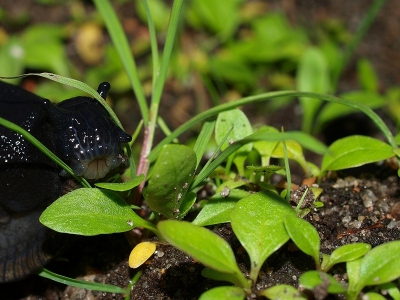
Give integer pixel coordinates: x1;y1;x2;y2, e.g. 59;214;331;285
359;241;400;286
322;243;371;272
284;216;320;267
321;135;394;173
158;220;249;289
231;191;295;282
146;145;196;218
95;174;145;191
40;188;147;235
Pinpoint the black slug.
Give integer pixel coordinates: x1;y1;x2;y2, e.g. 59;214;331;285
0;80;132;282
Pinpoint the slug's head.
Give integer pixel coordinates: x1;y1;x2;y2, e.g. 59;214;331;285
43;83;132;180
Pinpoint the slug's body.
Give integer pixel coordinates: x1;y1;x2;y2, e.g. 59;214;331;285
0;80;131;282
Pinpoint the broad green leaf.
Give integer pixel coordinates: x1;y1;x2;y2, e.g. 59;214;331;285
359;241;400;286
158;220;249;289
146;144;196;218
231;191;295;282
95;174;145;191
299;271;346;294
322;243;371;272
321;135;394;174
357;58;379;92
284;216;320;268
192;189;250;226
297;47;331;133
39;269;126;293
259;284;306;300
40;188;149;235
199;286;245;300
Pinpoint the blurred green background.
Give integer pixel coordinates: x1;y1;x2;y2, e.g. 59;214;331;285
1;0;399;138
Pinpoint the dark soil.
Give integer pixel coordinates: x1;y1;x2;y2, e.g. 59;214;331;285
1;1;400;300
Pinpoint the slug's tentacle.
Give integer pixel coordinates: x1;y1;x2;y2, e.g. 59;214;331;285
97;82;111;99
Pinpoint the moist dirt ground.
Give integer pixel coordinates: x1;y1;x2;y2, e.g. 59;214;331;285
1;1;400;299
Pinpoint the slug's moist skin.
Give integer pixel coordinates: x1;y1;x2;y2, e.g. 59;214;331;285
0;80;131;282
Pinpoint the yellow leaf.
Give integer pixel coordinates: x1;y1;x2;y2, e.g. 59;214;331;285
128;242;157;268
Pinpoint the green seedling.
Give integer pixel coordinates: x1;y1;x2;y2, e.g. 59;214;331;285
158;190;298;299
287;213;400;299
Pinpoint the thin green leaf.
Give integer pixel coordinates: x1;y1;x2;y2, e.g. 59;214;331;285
315;91;385;130
0;117;90;188
150;0;184;107
38;268;126;293
146;145;196;218
321;135;394;173
40;188;155;235
199;286;245;300
158;220;249;289
272;140;310;176
178;192;197;220
149;91;395;162
193;120;216;168
24;73;125;130
93;0;148;123
231;191;295;282
284;216;320;268
95;174;145;192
